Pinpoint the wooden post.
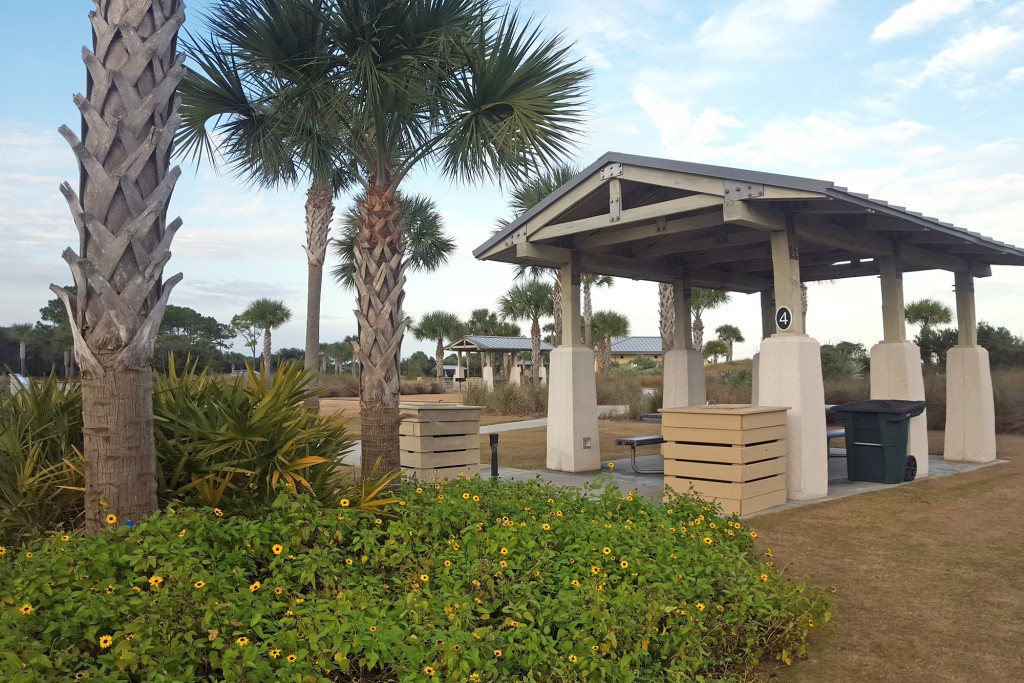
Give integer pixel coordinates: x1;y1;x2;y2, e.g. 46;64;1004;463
559;253;582;347
878;255;906;342
760;288;775;340
769;223;803;334
954;271;977;346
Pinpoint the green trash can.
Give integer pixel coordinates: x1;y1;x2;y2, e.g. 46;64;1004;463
829;400;926;484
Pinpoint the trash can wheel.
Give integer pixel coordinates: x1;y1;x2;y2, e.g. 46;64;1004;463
904;455;917;482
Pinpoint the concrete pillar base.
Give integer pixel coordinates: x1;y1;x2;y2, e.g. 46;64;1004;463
944;345;996;463
756;335;828;500
539;365;547;385
509;366;521;386
482;366;494;390
662;349;706;408
546;346;600;472
870;341;929;477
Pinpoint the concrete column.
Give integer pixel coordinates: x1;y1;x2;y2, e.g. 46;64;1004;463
662;276;705;408
945;272;996;462
547;254;599;472
509;353;521;385
758;225;827;500
482;365;494;390
870;254;929;475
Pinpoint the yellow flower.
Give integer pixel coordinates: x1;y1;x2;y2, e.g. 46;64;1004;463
473;495;480;502
60;534;70;542
105;585;115;595
469;675;481;682
765;548;773;557
339;498;351;507
19;603;32;615
463;493;470;499
696;602;706;612
274;586;283;595
494;649;503;657
734;522;742;530
571;579;581;587
236;636;249;647
608;463;615;470
249;581;261;592
194;580;206;589
369;625;377;632
620;560;629;569
178;529;187;538
99;634;113;648
0;546;5;555
703;537;713;546
750;531;758;539
716;604;725;613
602;547;612;555
424;666;436;677
375;518;383;525
542;523;551;531
760;573;769;582
437;495;444;501
105;513;117;525
420;574;429;582
569;654;579;663
148;575;163;588
416;487;423;494
24;552;33;559
443;560;452;568
767;561;774;567
591;566;601;575
709;522;717;529
213;508;223;517
272;544;283;555
345;558;354;566
499;547;508;555
294;597;305;604
286;654;297;663
269;649;281;659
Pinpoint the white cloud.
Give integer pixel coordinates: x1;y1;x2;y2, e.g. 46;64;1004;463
901;25;1024;88
1007;65;1024;81
871;0;975;42
693;0;837;59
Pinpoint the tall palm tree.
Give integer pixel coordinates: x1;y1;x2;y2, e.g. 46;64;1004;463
412;312;466;380
241;298;293;373
591;310;630;373
7;323;34;376
582;275;613;347
691;288;731;351
905;298;954;338
715;324;745;363
331;193;455;290
176;0;353;386
306;1;587;476
503;165;581;346
53;0;186;532
498;280;555;385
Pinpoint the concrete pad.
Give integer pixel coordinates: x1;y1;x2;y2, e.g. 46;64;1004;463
870;341;929;476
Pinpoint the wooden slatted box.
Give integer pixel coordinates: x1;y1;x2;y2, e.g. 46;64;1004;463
399;403;481;481
661;404;788;515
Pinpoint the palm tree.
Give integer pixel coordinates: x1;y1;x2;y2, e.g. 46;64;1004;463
53;0;186;532
715;324;745;363
591;310;630;373
230;314;261;364
331;193;455;290
7;323;34;376
241;299;293;373
659;283;675;352
691;288;731;351
412;312;466;380
905;298;954;338
499;280;555;385
582;275;613;347
704;339;728;364
304;2;587;476
503;165;581;346
176;0;353;385
466;308;501;370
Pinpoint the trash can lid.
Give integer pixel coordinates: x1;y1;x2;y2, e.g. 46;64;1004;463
830;399;926;416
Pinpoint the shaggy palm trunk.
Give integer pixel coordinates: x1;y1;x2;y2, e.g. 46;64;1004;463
354;183;406;477
303;181;334;409
434;339;445;379
693;317;705;351
726;341;734;363
64;349;72;378
531;319;541;385
583;282;593;348
55;0;185;533
262;329;273;374
659;282;674;352
18;341;27;376
552;277;562;347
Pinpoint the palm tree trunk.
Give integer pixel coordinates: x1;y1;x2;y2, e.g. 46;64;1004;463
726;340;734;363
19;341;27;376
659;283;674;352
55;0;185;533
693;317;705;351
64;349;71;378
263;328;272;373
435;339;445;379
583;282;593;348
531;318;541;385
552;277;562;347
354;183;406;477
303;181;334;409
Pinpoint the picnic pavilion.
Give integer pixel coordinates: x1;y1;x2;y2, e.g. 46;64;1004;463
447;335;555;387
473;152;1024;501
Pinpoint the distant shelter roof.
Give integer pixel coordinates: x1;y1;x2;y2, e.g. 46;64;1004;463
610;336;663;355
448;335;555;353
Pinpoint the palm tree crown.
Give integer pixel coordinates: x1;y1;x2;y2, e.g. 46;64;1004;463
590;310;629;373
499;279;555;384
715;324;745;363
241;298;293;373
905;298;954;337
412;312;466;380
691;288;731;351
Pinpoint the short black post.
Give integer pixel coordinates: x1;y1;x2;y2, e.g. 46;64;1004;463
489;433;499;478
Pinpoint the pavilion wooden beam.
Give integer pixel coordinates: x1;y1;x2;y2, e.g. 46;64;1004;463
570;211;723;250
722;200;787;231
531;193;722;241
628;227;769;258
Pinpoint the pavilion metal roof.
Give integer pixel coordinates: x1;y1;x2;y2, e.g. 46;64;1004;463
474;152;1024;293
609;336;663;355
448;335;555;353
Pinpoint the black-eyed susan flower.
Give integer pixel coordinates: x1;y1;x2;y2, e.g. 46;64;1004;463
272;544;283;555
423;666;435;677
249;581;261;592
750;531;758;538
148;575;163;588
499;547;508;555
369;625;377;632
105;585;115;595
105;513;117;525
268;649;281;659
339;498;350;507
286;654;297;663
494;649;503;657
19;603;32;615
568;654;579;663
620;560;629;569
704;537;713;546
443;560;452;568
602;547;612;555
469;674;481;682
274;586;283;595
194;580;206;589
760;573;769;582
24;552;33;559
420;574;429;582
415;487;423;494
571;579;581;587
236;637;249;647
98;634;113;648
60;534;70;542
696;603;706;612
608;462;615;470
213;508;223;517
591;566;601;575
0;546;5;556
473;495;480;502
345;558;354;566
462;493;470;499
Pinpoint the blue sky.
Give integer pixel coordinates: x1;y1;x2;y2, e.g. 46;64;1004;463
2;0;1024;361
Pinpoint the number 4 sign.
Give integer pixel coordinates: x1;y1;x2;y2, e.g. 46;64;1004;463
775;306;793;331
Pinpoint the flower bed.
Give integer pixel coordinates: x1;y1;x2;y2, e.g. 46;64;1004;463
0;478;831;681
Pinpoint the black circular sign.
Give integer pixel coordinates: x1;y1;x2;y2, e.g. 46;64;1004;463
775;306;793;331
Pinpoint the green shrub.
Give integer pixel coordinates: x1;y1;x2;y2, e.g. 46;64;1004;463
0;480;832;682
0;374;83;542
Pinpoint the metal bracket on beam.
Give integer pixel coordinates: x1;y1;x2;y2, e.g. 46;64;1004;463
601;163;623;179
723;181;764;201
609;196;621;222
